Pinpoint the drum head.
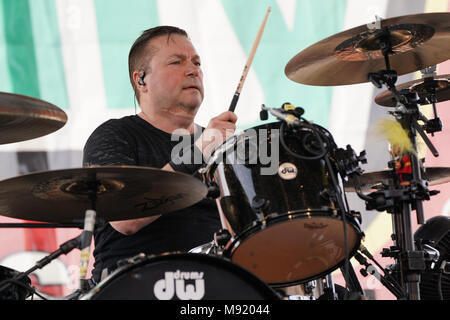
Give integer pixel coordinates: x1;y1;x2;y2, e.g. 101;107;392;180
227;212;361;287
84;253;279;300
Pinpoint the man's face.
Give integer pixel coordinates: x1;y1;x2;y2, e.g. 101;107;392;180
143;34;204;115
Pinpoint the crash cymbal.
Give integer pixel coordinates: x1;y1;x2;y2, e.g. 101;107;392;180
285;13;450;86
344;167;450;192
0;166;207;223
0;92;67;144
375;74;450;107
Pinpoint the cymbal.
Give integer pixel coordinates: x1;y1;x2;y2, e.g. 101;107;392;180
0;92;67;144
375;74;450;107
285;13;450;86
344;167;450;192
0;166;207;223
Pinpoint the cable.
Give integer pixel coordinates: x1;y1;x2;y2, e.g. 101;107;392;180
133;92;138;115
437;270;443;300
0;278;39;300
339;188;351;298
279;121;328;160
436;260;448;300
333;178;354;297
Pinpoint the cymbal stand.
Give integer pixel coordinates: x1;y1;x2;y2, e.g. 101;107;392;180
363;26;441;299
323;274;338;300
76;174;100;293
58;171;101;296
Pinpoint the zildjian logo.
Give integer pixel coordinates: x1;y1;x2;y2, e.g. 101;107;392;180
135;193;185;212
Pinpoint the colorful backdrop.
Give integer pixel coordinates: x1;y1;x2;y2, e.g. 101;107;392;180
0;0;449;299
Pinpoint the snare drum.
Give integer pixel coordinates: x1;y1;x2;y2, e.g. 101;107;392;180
81;252;279;300
202;121;362;287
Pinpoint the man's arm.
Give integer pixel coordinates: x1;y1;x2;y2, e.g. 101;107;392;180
85;112;237;235
83;121;162;235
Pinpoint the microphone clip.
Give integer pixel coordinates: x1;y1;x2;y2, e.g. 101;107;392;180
281;102;304;118
260;103;303;127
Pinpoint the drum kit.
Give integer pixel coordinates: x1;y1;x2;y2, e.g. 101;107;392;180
1;12;450;301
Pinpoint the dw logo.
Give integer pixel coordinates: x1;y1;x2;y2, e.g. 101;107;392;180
153;270;205;300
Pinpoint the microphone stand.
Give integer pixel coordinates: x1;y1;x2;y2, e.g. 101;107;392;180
77;175;100;293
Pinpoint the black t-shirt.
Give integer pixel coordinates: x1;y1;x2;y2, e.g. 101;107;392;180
82;115;221;283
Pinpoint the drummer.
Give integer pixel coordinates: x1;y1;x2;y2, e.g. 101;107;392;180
83;25;237;285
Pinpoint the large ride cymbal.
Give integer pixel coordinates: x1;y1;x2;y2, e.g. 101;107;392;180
285;13;450;86
375;74;450;107
0;166;207;223
344;167;450;192
0;92;67;144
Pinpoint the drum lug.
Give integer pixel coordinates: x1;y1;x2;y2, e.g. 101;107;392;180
266;212;279;219
214;229;231;248
351;210;362;224
251;196;271;214
319;189;331;201
206;181;221;199
198;166;206;176
303;280;317;295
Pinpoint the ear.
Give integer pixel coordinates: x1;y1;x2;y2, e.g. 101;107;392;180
133;70;148;92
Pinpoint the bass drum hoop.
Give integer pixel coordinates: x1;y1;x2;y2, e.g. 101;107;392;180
224;209;362;288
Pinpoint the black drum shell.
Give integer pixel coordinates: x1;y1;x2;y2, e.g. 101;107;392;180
207;121;337;236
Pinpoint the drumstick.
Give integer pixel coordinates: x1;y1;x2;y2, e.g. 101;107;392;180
228;7;271;113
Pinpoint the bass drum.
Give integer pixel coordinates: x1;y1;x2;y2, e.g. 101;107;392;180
202;121;362;287
81;252;279;300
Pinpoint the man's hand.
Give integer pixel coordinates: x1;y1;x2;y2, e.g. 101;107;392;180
195;111;238;160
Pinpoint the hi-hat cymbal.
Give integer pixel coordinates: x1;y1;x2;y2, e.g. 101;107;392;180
375;74;450;107
344;167;450;192
0;92;67;144
285;13;450;86
0;166;207;223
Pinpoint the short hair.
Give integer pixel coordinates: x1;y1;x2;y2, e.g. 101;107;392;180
128;26;189;102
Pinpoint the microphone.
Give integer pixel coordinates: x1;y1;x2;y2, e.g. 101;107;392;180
261;104;301;127
79;209;96;291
